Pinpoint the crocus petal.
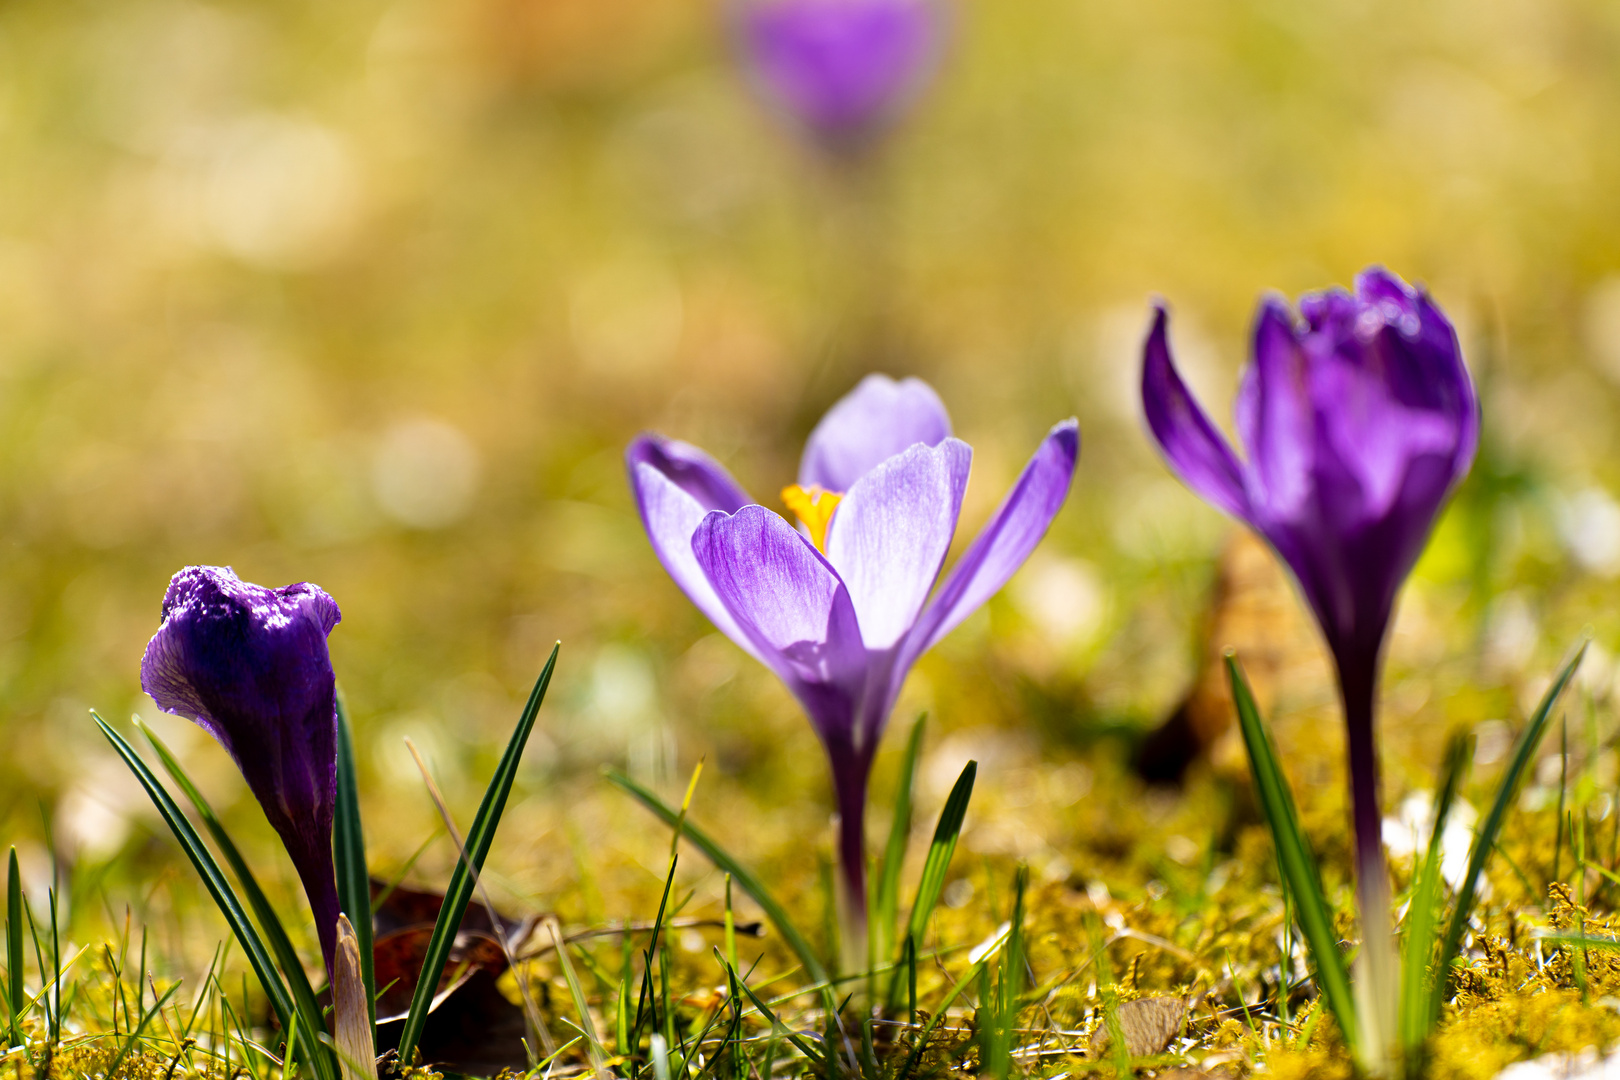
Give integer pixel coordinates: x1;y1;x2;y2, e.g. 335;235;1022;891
1155;266;1479;671
1353;265;1416;311
798;374;953;492
140;565;343;973
901;419;1080;671
1141;307;1250;521
627;433;753;515
1418;292;1480;485
1354;269;1479;486
824;438;971;650
1295;272;1477;520
629;458;764;664
1311;345;1455;519
738;0;939;151
693;505;868;740
1237;299;1315;519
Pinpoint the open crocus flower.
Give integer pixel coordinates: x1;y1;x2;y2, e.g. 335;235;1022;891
734;0;943;154
628;376;1079;945
1141;265;1478;1063
141;565;344;974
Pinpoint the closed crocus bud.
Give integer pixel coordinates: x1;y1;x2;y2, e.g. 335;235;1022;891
140;565;344;974
735;0;943;155
1141;266;1478;1065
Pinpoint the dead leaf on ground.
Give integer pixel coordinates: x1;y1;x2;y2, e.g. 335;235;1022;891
1090;996;1188;1058
1135;530;1326;783
368;877;545;1074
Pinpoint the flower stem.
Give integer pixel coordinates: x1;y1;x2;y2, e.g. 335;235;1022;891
291;849;342;977
831;746;872;979
1343;665;1387;906
1339;645;1397;1073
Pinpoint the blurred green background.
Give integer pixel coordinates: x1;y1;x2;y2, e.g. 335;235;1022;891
3;0;1620;970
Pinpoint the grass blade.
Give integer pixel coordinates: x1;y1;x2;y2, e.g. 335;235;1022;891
1430;640;1586;1026
895;924;1008;1080
91;712;333;1079
724;875;737;975
872;715;926;973
7;847;23;1048
980;866;1027;1080
628;853;678;1057
615;963;630;1060
721;953;825;1066
1534;930;1620;950
650;1032;672;1080
546;918;607;1079
333;697;375;1032
1225;655;1360;1057
900;760;976;957
1398;729;1471;1068
105;978;181;1079
885;759;975;1011
404;737;551;1061
135;720;334;1080
22;898;45;1048
45;887;58;1047
281;1002;301;1080
605;766;829;987
394;643;559;1068
537;1035;585;1076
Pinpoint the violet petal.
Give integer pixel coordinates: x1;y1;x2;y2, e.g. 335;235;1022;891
1146;266;1479;669
901;419;1079;670
627;433;753;515
627;433;759;653
1141;307;1250;520
823;437;971;649
692;505;868;741
798;374;953;492
1349;268;1479;490
140;565;342;974
1237;298;1316;519
1310;335;1456;520
738;0;939;151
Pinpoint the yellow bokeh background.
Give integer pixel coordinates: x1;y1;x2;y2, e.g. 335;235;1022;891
2;0;1619;970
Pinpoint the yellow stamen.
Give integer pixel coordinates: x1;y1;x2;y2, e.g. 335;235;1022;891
781;484;844;552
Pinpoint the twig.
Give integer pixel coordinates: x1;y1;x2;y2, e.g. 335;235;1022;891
515;918;764;960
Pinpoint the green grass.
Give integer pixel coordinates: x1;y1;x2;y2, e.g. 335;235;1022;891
6;634;1617;1080
3;4;1620;1074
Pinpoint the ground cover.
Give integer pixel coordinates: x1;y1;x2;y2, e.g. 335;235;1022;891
2;0;1619;1077
9;642;1620;1080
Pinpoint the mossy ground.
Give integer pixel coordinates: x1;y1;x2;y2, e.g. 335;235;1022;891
10;708;1620;1080
2;0;1620;1077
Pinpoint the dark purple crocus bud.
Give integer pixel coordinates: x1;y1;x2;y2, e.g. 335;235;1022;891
141;565;344;975
735;0;942;155
1141;266;1478;1059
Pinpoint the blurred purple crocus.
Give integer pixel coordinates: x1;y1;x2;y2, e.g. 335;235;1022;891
1141;266;1478;1055
141;565;344;975
628;376;1078;949
735;0;942;154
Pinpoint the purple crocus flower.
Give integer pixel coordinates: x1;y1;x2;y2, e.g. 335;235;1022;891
1140;266;1478;1058
628;376;1079;944
141;565;344;975
735;0;942;154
